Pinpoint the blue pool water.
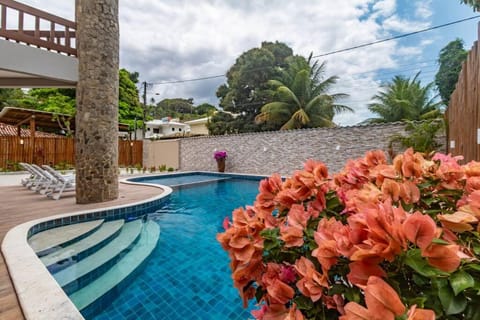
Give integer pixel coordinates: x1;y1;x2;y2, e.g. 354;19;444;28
130;173;231;187
93;178;261;320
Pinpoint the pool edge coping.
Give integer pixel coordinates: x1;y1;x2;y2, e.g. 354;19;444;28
1;180;173;320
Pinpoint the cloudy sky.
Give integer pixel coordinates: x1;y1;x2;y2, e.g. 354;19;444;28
16;0;480;125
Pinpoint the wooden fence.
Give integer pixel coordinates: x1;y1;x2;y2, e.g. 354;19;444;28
446;23;480;162
0;137;143;170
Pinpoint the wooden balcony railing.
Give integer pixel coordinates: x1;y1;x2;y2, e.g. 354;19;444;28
0;0;76;56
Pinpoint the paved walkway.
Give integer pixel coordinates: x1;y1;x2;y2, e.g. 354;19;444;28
0;176;163;320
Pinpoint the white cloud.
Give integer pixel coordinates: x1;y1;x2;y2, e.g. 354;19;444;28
14;0;436;125
382;15;430;33
415;0;433;19
372;0;396;17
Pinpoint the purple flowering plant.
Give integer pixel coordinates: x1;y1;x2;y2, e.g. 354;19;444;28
214;150;227;161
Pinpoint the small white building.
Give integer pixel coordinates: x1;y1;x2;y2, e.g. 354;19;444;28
144;118;191;139
184;117;210;136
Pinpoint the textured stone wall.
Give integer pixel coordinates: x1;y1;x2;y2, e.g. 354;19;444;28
180;122;446;176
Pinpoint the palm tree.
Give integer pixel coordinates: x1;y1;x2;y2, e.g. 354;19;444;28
460;0;480;11
255;60;352;129
366;72;442;123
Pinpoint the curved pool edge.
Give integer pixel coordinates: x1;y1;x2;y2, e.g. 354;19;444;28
1;181;172;320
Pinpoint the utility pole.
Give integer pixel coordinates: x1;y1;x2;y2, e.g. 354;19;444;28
142;81;147;138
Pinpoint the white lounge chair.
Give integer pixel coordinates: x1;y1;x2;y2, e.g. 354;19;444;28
19;163;51;191
41;165;76;200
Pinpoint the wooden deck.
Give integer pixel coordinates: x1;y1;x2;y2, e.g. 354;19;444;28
0;182;163;320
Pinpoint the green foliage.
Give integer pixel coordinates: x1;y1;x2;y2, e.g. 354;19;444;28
54;161;75;171
0;88;27;111
167;167;174;172
367;72;443;123
256;58;351;130
119;68;142;130
459;0;480;11
23;88;76;136
206;111;235;135
435;39;468;105
194;103;216;115
389;119;445;154
215;41;295;132
158;164;167;172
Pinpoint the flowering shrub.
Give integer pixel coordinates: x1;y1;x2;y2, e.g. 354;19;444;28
214;150;227;161
217;148;480;319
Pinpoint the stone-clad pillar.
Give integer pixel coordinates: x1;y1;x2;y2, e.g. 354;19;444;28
75;0;119;203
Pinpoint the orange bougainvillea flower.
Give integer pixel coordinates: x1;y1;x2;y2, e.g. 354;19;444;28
406;305;436;320
403;211;437;249
266;279;295;305
280;224;304;247
363;276;406;319
347;261;386;286
422;243;461;272
294;257;328;302
394;148;424;179
437;211;477;233
340;302;371;320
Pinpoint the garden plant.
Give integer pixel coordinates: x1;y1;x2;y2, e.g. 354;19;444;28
218;148;480;319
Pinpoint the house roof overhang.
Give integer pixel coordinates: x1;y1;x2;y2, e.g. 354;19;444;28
0;107;129;132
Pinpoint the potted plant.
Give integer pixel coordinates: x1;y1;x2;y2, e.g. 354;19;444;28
214;150;227;172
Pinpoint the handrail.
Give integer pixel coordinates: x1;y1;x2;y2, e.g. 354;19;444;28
0;0;76;56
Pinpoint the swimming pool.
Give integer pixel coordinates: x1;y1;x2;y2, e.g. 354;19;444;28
90;177;261;319
129;172;233;187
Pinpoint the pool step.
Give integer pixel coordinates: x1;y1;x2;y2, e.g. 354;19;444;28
70;220;160;311
41;220;125;271
29;219;104;256
54;219;143;293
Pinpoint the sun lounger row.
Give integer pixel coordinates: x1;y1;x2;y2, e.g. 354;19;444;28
20;163;75;200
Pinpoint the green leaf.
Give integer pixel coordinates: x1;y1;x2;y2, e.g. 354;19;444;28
405;249;450;277
472;242;480;255
294;295;314;310
255;287;265;303
412;273;429;286
464;263;480;272
407;296;427;309
431;238;450;245
465;297;480;319
344;287;361;303
449;270;475;296
438;285;467;315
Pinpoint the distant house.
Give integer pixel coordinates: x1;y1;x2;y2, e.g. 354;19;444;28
144;118;191;139
184;117;209;136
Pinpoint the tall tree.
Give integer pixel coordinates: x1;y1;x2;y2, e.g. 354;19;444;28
194;103;216;115
459;0;480;11
0;88;24;111
256;60;351;129
118;68;142;129
367;73;442;123
215;41;294;132
75;0;119;204
26;88;76;136
435;39;468;105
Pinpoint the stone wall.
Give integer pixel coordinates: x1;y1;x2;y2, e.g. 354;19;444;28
180;122;446;176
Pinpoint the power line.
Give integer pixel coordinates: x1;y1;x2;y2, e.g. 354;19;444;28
146;16;478;87
312;15;480;58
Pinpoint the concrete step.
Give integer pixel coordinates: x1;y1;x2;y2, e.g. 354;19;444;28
41;220;125;271
70;220;160;311
53;219;143;294
28;219;104;256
